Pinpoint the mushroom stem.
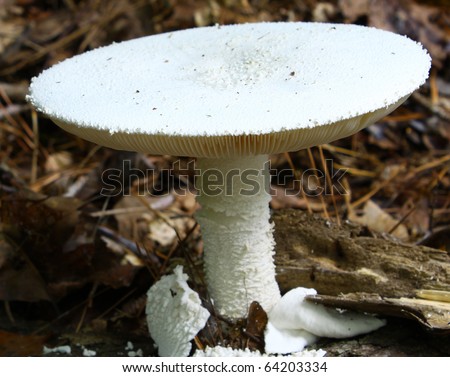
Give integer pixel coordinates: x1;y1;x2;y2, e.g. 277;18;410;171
195;155;281;318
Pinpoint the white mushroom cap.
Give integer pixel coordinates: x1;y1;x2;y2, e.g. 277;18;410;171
28;22;430;158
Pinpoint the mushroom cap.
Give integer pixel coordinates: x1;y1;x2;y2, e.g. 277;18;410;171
28;22;430;158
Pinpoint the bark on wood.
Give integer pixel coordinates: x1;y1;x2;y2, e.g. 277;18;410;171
273;209;449;299
273;209;450;356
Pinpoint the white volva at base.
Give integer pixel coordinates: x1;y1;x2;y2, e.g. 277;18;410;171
265;287;387;354
195;155;281;318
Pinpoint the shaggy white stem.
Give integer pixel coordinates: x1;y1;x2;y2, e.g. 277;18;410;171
195;155;281;318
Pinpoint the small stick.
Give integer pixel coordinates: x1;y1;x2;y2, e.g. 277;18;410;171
319;145;340;226
76;282;99;333
388;206;416;236
4;301;15;324
307;147;330;219
30;110;39;184
430;67;439;106
283;152;312;214
350;172;399;210
412;154;450;174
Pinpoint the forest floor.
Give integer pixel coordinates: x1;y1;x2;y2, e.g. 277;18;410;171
0;0;449;356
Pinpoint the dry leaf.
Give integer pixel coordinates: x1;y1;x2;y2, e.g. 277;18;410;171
0;234;51;302
148;218;177;247
339;0;370;22
45;151;73;173
245;301;268;340
340;0;449;68
349;200;409;240
270;185;323;211
0;330;48;357
113;194;174;241
0;1;25;57
312;2;337;22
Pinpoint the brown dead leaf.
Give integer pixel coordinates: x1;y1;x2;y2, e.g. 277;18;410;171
245;301;268;340
148;218;178;247
401;198;430;237
113;194;174;241
29;10;72;45
338;0;370;22
366;124;402;150
0;330;48;356
340;0;449;68
0;21;25;57
348;200;409;240
419;226;450;252
270;185;323;211
1;193;81;244
174;190;198;214
312;2;337;22
0;234;50;302
0;1;25;58
45;151;73;173
1;192;142;298
92;250;138;289
408;3;449;67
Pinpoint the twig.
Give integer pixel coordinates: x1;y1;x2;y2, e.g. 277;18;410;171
319;145;340;225
76;282;99;333
0;81;28;101
4;301;15;324
349;171;400;210
307;147;330;219
193;336;205;351
333;164;377;178
0;0;151;76
416;289;450;304
95;287;138;321
430;67;439;106
342;177;352;216
0;88;36;144
134;241;160;281
90;206;157;218
412;154;450;174
0;26;92;76
283;152;312;214
28;164;94;192
32;287;111;335
0;121;32;145
412;92;450;121
0;90;35;151
383;112;425;122
30;110;39;184
0;104;29;120
388;205;416;235
78;144;102;168
321;143;379;162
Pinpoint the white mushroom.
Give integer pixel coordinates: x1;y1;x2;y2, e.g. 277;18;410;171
193;346;265;357
265;288;386;354
27;23;431;319
145;265;210;357
193;345;326;357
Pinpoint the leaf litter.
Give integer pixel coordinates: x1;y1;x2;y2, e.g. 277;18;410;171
0;0;449;356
